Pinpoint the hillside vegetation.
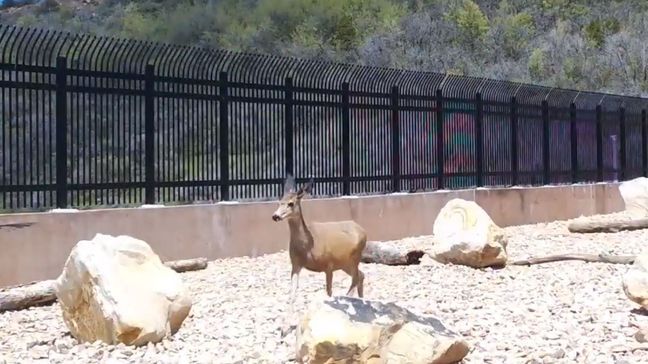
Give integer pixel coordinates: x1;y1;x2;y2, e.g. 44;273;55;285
2;0;648;96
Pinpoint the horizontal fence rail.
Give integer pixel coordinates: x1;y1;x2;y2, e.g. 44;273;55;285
1;25;648;212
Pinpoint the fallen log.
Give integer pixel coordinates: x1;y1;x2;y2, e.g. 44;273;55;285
0;279;57;312
511;253;635;266
0;257;209;312
361;241;426;265
568;218;648;233
162;257;208;273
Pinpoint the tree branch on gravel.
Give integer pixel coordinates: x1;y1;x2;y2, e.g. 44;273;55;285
511;253;635;266
610;344;648;353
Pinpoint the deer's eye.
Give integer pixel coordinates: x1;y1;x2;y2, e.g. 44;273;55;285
287;202;294;207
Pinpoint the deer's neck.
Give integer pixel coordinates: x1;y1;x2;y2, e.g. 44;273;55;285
287;207;313;250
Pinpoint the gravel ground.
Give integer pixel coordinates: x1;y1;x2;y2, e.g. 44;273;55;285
2;213;648;364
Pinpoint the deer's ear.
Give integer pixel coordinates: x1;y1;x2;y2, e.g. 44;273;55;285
306;177;314;192
284;174;296;194
298;178;314;197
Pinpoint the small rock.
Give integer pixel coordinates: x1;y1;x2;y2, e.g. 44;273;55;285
550;348;565;359
634;327;648;343
29;347;49;360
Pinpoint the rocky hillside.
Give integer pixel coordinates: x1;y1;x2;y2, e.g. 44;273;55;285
1;0;648;97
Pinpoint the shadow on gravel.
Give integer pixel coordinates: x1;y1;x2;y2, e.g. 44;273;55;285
630;308;648;316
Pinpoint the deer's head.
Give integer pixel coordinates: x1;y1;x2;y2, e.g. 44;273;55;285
272;175;313;222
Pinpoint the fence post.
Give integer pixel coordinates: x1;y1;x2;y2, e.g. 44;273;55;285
475;92;483;187
144;65;155;204
284;77;294;177
570;102;578;183
436;89;444;190
391;85;401;192
341;82;351;195
542;100;550;185
643;109;647;177
510;96;518;186
596;105;603;181
55;56;68;208
619;106;626;181
219;71;230;201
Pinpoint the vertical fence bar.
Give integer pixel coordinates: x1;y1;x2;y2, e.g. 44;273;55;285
596;105;603;181
475;92;483;187
436;89;444;189
619;106;626;181
144;65;155;204
570;102;578;183
55;56;68;208
510;96;518;186
341;82;350;195
391;85;400;192
643;109;647;177
542;100;550;185
284;77;294;177
219;71;230;201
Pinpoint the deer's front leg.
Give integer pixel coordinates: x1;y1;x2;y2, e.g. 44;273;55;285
281;265;301;337
325;270;333;297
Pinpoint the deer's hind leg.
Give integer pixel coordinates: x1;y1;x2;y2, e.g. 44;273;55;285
343;264;364;298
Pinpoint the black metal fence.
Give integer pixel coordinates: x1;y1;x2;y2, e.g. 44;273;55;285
1;25;648;212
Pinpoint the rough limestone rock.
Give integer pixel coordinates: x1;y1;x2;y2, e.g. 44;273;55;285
54;233;192;346
619;177;648;218
296;296;470;364
622;247;648;310
430;198;508;268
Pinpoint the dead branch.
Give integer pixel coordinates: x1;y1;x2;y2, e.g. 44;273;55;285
0;257;209;312
610;344;648;353
361;241;425;266
568;218;648;233
511;253;635;266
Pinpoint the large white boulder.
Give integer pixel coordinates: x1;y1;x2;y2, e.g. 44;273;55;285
622;247;648;310
430;198;508;268
54;233;192;346
619;177;648;218
296;296;470;364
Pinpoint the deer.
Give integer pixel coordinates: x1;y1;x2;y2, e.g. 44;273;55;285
271;174;368;337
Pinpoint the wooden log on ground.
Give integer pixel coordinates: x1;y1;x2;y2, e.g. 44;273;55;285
163;257;208;272
511;253;635;266
0;257;209;312
0;279;57;312
361;241;426;265
568;218;648;233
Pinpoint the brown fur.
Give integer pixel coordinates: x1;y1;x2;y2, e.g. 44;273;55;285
272;175;367;336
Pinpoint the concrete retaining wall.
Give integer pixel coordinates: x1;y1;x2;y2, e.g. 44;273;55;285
0;182;624;288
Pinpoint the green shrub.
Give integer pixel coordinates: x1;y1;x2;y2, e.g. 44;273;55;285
500;12;535;58
583;18;620;48
528;48;547;81
447;0;490;48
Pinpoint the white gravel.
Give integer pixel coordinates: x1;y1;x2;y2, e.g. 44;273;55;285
2;213;648;364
